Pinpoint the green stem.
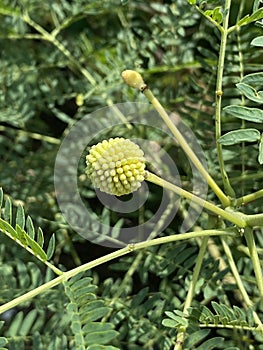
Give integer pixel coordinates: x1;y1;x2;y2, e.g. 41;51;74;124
0;229;235;315
194;6;223;33
200;324;259;331
236;189;263;206
0;126;60;145
142;88;230;207
1;229;63;276
174;236;209;350
244;227;263;303
231;172;263;185
215;0;235;198
245;213;263;227
221;237;263;327
146;172;246;227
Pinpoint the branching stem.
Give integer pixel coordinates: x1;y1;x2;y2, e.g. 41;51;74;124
236;189;263;206
142;88;230;207
146;172;246;227
0;229;235;315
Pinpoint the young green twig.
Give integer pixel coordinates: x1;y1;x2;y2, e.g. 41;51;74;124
0;229;235;315
146;172;246;227
121;70;230;207
214;0;236;198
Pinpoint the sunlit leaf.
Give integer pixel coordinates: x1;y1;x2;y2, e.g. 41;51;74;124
195;337;224;350
0;218;18;239
251;36;263;46
37;227;44;248
4;197;12;224
16;204;25;230
85;330;119;345
162;318;179;328
224;105;263;123
16;224;47;260
26;216;35;239
241;72;263;86
46;233;56;260
204;7;223;24
236;83;263;103
218;129;260;145
185;330;211;349
237;9;263;26
0;336;8;347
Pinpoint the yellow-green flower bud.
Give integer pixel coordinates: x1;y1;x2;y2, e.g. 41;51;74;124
86;138;146;196
121;70;146;90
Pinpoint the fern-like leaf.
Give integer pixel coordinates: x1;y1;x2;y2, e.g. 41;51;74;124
64;273;120;350
199;302;256;329
0;188;55;262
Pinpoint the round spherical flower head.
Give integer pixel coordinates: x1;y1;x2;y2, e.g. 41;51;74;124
86;138;146;196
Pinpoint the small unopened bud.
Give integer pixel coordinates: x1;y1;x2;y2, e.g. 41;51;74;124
121;70;147;91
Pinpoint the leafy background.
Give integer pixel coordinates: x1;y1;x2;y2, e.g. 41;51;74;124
0;0;263;349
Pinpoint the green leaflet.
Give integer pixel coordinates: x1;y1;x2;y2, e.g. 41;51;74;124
26;216;35;239
236;83;263;103
251;36;263;46
237;8;263;26
0;321;8;349
204;7;223;24
162;318;180;328
0;337;8;347
84;330;119;345
83;322;114;334
162;311;188;328
4;197;12;224
218;128;260;145
16;204;25;230
16;225;47;261
242;72;263;86
195;337;225;350
185;330;211;349
224;105;263;123
17;309;38;336
0;218;18;239
37;227;44;248
46;233;56;260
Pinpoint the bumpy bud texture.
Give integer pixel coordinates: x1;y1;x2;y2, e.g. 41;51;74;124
86;138;146;196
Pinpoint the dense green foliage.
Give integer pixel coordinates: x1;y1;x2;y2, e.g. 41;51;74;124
0;0;263;349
